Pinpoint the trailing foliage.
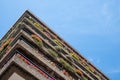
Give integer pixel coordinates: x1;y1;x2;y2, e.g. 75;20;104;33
47;49;58;58
54;46;62;52
86;65;95;72
53;39;63;47
82;76;88;80
81;59;87;66
70;52;79;61
59;58;75;73
29;17;44;31
75;68;83;75
34;22;44;31
0;38;13;54
31;34;43;47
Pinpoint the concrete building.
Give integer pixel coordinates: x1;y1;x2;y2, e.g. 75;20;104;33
0;10;109;80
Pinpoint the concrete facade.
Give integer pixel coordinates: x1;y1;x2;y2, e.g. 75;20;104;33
0;10;109;80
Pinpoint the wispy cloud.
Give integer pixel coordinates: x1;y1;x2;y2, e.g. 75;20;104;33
88;57;101;64
109;69;120;74
102;3;112;21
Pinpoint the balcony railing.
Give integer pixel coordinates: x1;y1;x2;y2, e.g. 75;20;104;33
16;52;55;80
24;16;106;80
0;14;107;80
22;18;97;79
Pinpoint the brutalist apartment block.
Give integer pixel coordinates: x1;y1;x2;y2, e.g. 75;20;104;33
0;10;109;80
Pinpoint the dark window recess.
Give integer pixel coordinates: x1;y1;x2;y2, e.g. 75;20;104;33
23;28;33;35
25;14;30;19
49;40;57;46
19;36;37;49
43;42;49;48
61;50;68;55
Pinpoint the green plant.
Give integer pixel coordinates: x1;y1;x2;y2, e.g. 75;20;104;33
81;59;87;66
47;49;58;58
63;47;69;53
29;17;44;31
95;74;101;80
86;65;95;72
70;52;79;61
0;38;13;54
59;58;75;73
31;34;43;47
82;76;88;80
75;68;83;75
34;22;44;31
54;46;62;52
0;47;4;54
53;39;63;47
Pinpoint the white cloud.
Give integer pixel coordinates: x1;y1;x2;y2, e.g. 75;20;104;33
108;68;120;74
102;3;112;25
88;57;101;64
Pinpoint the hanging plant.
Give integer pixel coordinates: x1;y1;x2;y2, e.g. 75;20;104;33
0;38;13;54
29;16;44;31
70;52;79;61
3;38;13;47
31;34;43;47
87;65;95;72
34;22;44;31
86;66;90;71
47;49;58;58
59;58;75;73
75;68;83;76
81;59;87;66
0;47;3;54
63;47;69;53
53;39;63;47
54;46;62;52
95;74;100;80
82;76;88;80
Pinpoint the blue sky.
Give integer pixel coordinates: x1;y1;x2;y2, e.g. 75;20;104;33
0;0;120;79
